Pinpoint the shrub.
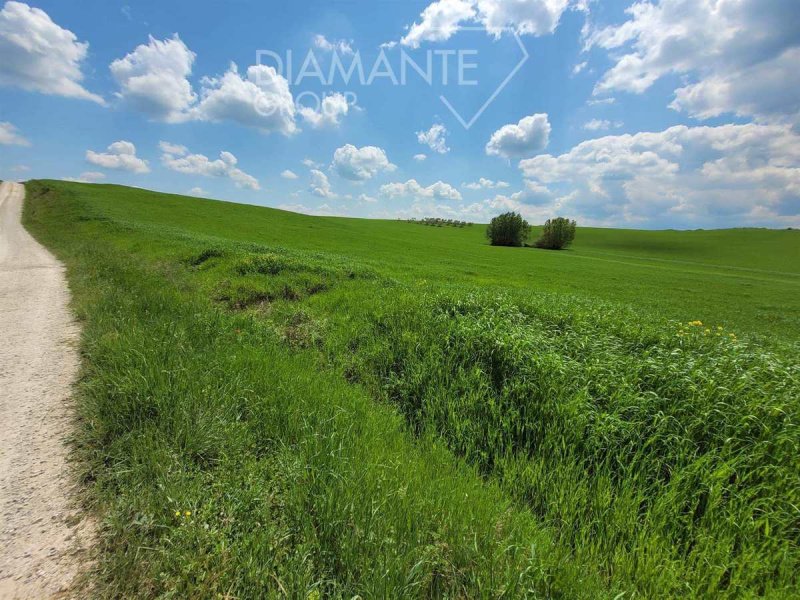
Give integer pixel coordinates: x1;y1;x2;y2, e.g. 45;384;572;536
486;212;530;247
534;217;576;250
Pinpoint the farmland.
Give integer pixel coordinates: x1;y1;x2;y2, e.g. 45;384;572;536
23;180;800;598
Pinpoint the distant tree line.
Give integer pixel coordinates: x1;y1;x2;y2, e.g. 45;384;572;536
406;217;473;228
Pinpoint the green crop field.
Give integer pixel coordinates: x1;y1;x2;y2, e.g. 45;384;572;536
23;180;800;598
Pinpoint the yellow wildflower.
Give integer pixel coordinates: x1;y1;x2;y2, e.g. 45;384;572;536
184;510;191;517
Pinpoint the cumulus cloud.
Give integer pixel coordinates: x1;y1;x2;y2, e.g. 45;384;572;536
417;124;450;154
298;92;350;128
572;61;588;75
158;141;188;155
517;123;800;227
399;0;573;47
670;48;800;121
332;144;396;181
586;0;800;121
486;113;550;158
0;121;30;146
110;37;353;133
281;169;299;180
309;169;335;198
86;141;149;173
380;179;462;202
161;143;260;190
0;1;103;103
476;0;571;37
463;177;510;190
401;0;476;48
110;34;196;122
583;118;622;131
413;153;428;162
188;187;208;196
313;34;354;55
192;63;297;135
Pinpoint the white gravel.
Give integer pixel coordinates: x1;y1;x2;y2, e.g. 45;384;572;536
0;181;94;599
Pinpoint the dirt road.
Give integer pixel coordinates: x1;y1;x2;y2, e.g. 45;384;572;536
0;182;93;598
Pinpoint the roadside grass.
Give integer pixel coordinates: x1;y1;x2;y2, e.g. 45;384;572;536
23;180;800;597
313;286;799;596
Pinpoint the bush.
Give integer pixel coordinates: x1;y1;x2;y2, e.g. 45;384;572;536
535;217;576;249
486;212;530;247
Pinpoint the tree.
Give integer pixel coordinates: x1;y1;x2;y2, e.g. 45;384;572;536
534;217;576;250
486;212;531;247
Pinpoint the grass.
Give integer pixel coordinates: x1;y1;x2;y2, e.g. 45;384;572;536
56;182;800;342
23;180;800;598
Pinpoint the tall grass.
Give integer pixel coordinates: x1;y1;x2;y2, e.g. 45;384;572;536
321;289;799;596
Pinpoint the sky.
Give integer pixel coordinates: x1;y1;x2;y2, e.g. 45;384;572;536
0;0;798;229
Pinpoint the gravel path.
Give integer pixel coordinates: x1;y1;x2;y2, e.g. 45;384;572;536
0;182;93;599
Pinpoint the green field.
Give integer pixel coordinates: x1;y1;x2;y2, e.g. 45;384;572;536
24;180;800;598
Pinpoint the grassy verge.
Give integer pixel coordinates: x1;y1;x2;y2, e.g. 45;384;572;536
23;180;799;597
23;181;606;598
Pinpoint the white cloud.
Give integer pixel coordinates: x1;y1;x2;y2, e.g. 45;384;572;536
401;0;476;48
398;0;573;47
309;169;336;198
381;179;462;202
572;61;588;75
417;124;450;154
302;158;322;169
586;0;800;121
192;63;297;135
110;35;196;122
313;34;354;55
0;1;103;103
63;171;105;183
587;97;615;106
298;92;350;129
413;153;428;162
111;37;312;134
583;118;622;131
281;169;299;180
358;193;378;203
517;123;800;227
188;187;208;197
277;202;337;216
86;141;150;173
670;48;800;121
158;141;188;155
332;144;396;181
476;0;571;38
161;143;260;190
486;113;550;158
0;121;30;146
463;177;510;190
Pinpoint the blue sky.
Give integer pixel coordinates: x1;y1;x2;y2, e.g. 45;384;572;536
0;0;798;228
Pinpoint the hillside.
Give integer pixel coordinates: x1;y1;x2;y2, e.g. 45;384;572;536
22;180;800;598
38;182;800;340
